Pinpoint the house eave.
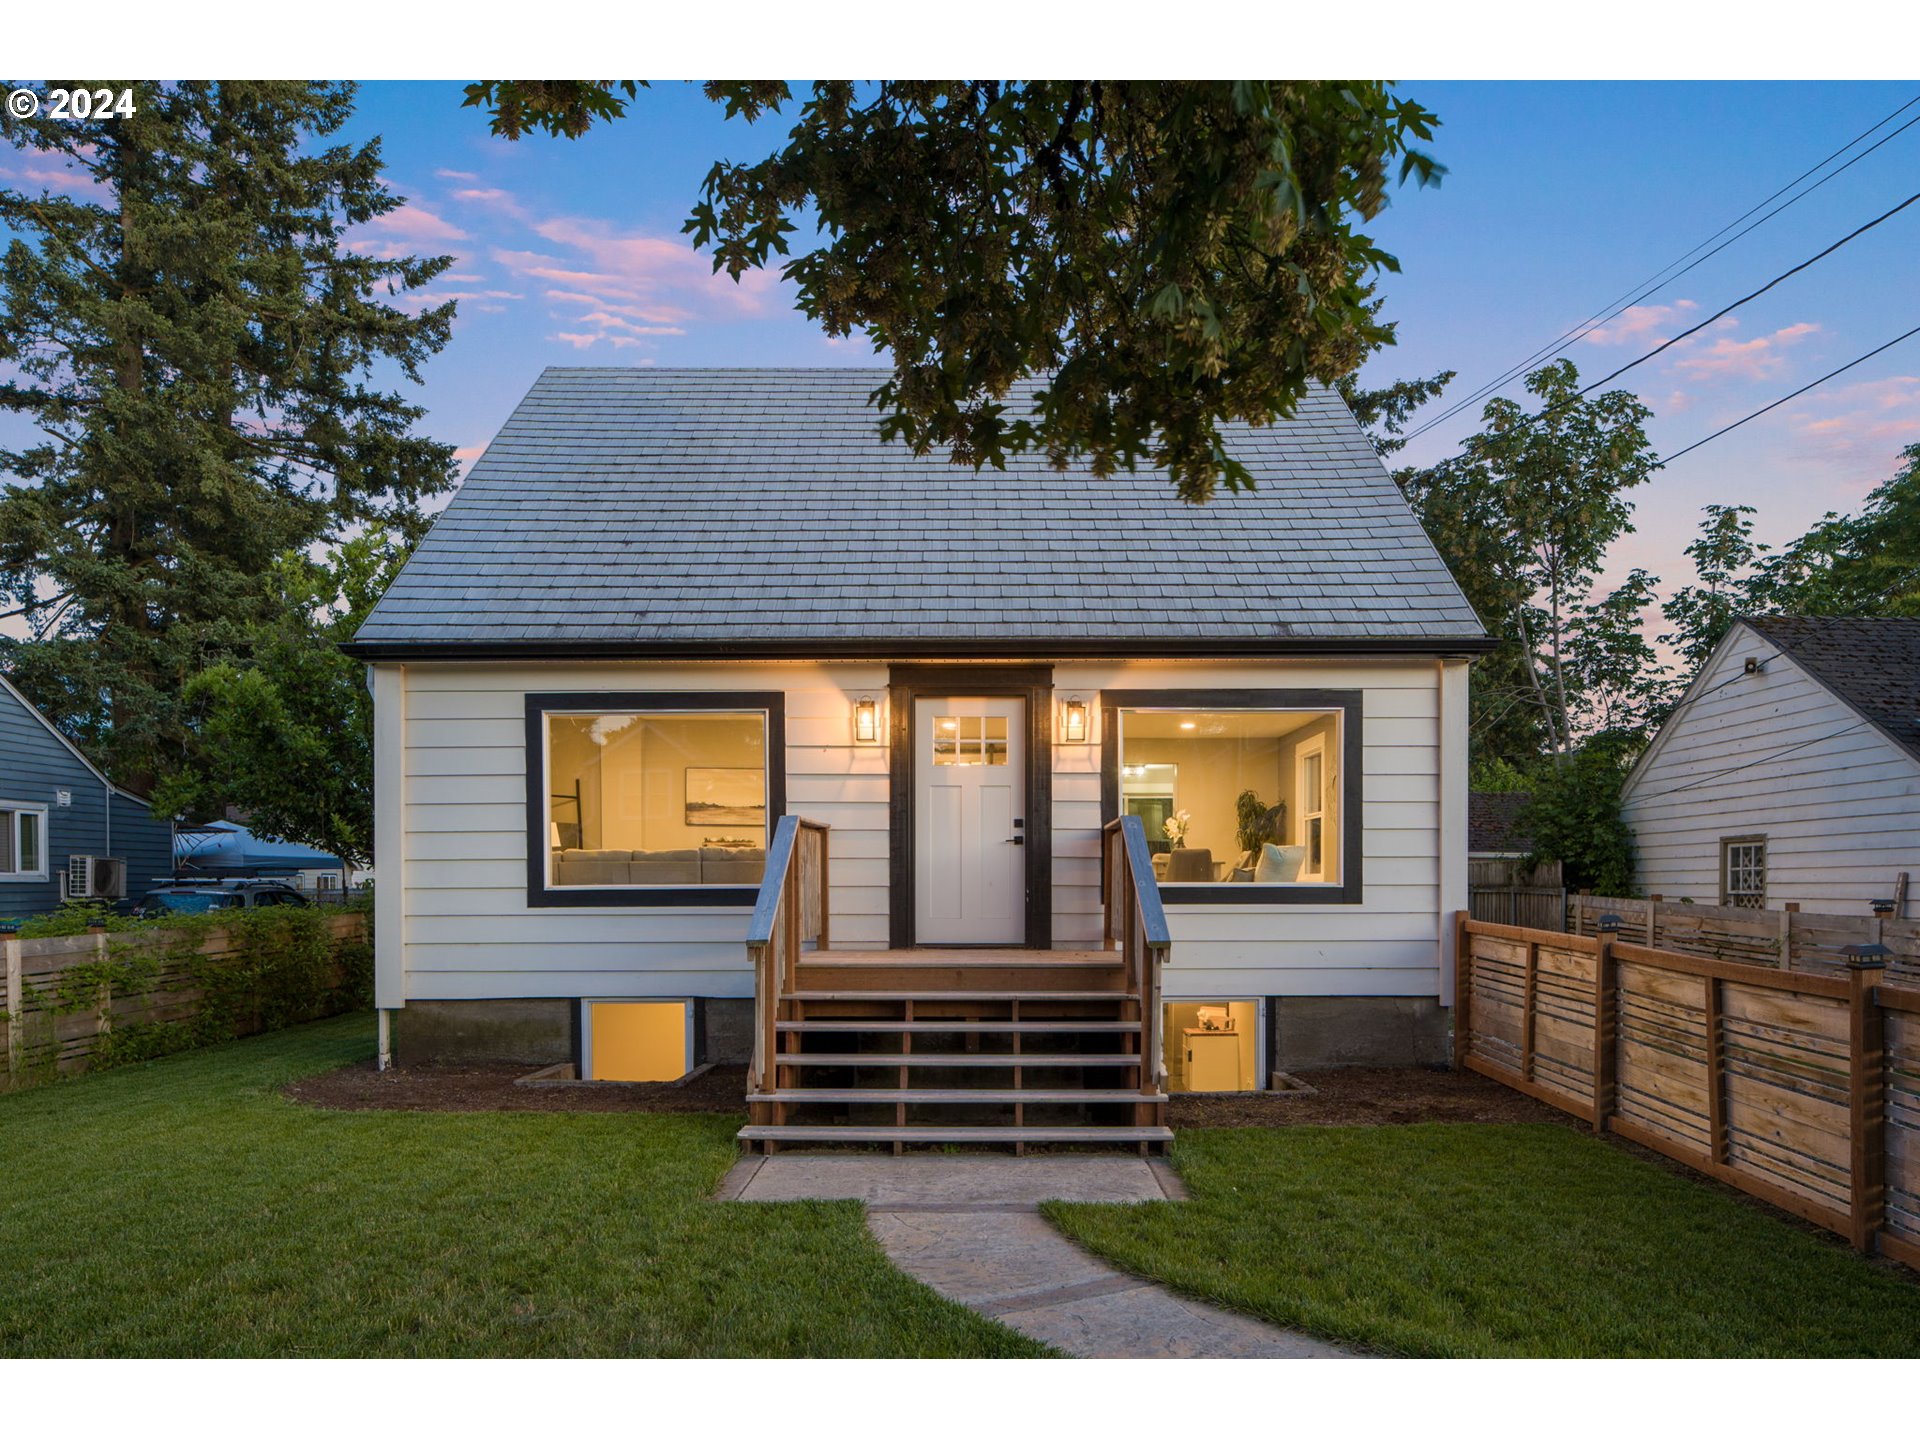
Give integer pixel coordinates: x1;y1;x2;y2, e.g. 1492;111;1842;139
341;633;1498;664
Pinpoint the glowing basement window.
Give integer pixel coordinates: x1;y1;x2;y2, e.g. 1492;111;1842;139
587;1001;690;1082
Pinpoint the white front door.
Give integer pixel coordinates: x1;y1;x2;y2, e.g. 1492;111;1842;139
914;696;1026;945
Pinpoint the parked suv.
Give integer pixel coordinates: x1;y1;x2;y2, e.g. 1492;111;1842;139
136;879;311;917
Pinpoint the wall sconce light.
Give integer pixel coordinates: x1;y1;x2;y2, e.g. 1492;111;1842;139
1059;695;1090;744
852;695;882;745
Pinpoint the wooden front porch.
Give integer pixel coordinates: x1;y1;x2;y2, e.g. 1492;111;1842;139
740;818;1173;1153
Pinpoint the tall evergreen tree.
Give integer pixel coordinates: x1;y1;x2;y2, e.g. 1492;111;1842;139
0;81;457;794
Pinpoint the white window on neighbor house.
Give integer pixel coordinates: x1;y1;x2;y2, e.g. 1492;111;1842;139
1721;837;1766;909
0;803;48;881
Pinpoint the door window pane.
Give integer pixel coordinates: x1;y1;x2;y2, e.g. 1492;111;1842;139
933;715;1010;766
547;711;767;887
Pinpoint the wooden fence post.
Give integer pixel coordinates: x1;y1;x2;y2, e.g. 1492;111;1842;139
4;933;20;1089
1591;934;1615;1134
1521;939;1539;1081
1848;954;1888;1253
1453;910;1471;1070
1597;936;1612;1136
1705;976;1727;1165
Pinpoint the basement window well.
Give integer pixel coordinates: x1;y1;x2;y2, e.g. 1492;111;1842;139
583;1001;692;1083
1162;1001;1261;1093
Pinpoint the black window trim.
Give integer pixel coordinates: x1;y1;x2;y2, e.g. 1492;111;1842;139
1101;687;1365;906
524;690;786;909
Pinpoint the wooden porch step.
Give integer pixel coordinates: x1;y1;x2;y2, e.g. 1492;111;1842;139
808;949;1119;966
770;1052;1142;1067
756;1088;1167;1104
739;1124;1173;1145
777;1019;1141;1034
783;990;1136;1003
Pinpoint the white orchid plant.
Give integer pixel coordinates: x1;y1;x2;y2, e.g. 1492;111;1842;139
1163;810;1193;849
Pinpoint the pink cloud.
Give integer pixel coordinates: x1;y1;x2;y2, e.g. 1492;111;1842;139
485;215;783;349
436;168;480;181
347;202;469;259
1671;320;1819;381
1582;300;1698;347
1784;375;1920;472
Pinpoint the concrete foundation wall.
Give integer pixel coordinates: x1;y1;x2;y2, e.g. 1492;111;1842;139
392;997;755;1068
1269;995;1450;1070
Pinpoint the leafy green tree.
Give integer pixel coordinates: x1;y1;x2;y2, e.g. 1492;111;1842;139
1398;359;1658;763
0;81;458;794
465;80;1443;503
152;530;410;868
1566;568;1671;746
1659;504;1766;671
1517;740;1638;896
1748;441;1920;618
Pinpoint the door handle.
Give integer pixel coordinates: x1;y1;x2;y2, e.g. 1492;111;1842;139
1008;835;1024;845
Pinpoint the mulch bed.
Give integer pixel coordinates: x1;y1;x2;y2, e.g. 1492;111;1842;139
284;1061;753;1114
286;1058;1570;1128
1168;1066;1576;1129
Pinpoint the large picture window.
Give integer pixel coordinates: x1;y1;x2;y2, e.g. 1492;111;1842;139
1103;690;1362;905
526;693;784;906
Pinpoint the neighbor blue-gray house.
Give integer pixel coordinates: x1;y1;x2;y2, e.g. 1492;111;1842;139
0;675;174;918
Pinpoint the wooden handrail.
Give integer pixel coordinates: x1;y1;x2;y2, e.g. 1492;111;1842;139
1102;816;1173;1096
746;815;830;1096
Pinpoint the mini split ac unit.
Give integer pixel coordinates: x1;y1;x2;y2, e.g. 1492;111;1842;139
65;854;128;900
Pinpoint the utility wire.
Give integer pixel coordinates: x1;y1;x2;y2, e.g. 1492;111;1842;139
1574;189;1920;399
1401;94;1920;446
1661;319;1920;465
1630;722;1867;802
1428;194;1920;454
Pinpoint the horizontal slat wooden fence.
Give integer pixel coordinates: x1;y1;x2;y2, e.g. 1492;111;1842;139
1568;893;1920;983
3;911;369;1088
1456;912;1920;1270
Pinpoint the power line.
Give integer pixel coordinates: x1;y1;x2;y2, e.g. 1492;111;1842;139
1630;721;1867;802
1660;319;1920;465
1574;189;1920;398
1401;94;1920;446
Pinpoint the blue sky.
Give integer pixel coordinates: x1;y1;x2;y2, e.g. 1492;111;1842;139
9;80;1920;607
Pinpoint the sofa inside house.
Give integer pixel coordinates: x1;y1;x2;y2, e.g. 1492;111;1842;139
552;847;768;887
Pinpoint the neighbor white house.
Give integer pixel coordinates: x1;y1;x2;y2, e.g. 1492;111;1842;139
1621;617;1920;914
347;369;1488;1146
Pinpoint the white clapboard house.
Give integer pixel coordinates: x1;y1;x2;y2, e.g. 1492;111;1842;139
1621;617;1920;915
347;368;1489;1150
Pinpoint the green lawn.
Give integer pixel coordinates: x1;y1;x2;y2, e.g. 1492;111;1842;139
0;1015;1044;1358
1045;1124;1920;1358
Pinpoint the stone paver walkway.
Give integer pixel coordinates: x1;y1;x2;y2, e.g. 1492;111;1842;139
721;1155;1349;1359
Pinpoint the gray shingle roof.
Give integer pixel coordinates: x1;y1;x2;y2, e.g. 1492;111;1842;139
352;368;1487;656
1746;616;1920;764
1469;791;1534;854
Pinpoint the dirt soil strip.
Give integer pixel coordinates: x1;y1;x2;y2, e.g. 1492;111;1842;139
285;1060;1580;1126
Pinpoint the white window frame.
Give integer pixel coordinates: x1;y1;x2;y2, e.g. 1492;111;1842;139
1295;737;1328;881
1721;836;1766;909
0;800;50;882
